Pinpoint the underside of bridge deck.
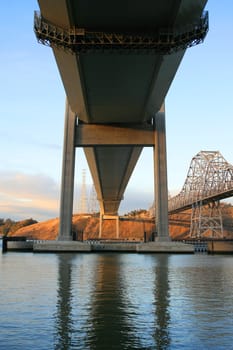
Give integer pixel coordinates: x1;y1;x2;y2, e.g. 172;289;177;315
35;0;208;240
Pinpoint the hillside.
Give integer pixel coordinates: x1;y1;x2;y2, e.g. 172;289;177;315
7;204;233;241
8;214;155;241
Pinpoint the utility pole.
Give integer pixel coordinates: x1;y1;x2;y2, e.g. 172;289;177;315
78;169;88;213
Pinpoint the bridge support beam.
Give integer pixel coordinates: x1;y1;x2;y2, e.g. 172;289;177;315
153;105;170;241
58;100;76;241
190;200;223;239
99;214;120;239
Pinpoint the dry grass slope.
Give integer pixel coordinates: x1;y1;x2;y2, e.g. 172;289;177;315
8;205;233;241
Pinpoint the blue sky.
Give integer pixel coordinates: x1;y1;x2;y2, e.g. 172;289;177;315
0;1;232;221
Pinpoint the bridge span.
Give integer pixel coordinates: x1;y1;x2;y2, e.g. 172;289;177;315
168;151;233;214
168;151;233;238
35;0;208;241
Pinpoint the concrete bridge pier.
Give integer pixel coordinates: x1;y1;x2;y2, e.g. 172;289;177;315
99;214;120;239
153;105;170;242
57;100;170;242
58;100;76;241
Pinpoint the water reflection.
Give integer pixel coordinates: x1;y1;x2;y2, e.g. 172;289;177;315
54;254;74;350
2;252;233;349
89;254;134;349
119;254;171;349
154;255;170;349
168;255;233;349
54;254;97;350
54;254;172;350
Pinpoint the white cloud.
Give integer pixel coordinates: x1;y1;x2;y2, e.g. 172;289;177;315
0;171;60;221
119;189;153;215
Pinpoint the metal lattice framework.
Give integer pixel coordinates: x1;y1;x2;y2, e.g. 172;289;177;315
169;151;233;214
88;184;99;214
190;200;223;239
34;11;208;54
168;151;233;238
78;169;88;213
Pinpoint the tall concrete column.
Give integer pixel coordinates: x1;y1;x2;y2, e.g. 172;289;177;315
58;100;76;241
116;216;120;239
153;104;170;241
99;213;103;239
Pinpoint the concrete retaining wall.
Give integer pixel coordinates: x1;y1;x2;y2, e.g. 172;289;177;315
4;239;194;254
33;241;91;252
207;241;233;253
7;241;34;251
91;243;137;252
137;242;194;253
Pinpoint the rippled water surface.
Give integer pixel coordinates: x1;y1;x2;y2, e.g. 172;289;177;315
1;246;233;350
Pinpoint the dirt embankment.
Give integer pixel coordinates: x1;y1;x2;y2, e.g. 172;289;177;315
8;214;155;241
9;206;233;241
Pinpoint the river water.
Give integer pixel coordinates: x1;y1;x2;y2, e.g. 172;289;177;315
1;244;233;350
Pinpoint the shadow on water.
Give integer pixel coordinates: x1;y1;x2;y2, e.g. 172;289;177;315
54;253;171;350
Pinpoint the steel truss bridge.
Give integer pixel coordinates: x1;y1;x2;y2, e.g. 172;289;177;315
168;151;233;238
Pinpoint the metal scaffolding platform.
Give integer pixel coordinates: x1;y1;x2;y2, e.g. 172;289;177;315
34;10;208;54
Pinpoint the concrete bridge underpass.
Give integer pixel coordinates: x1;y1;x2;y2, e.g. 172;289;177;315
35;0;208;241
